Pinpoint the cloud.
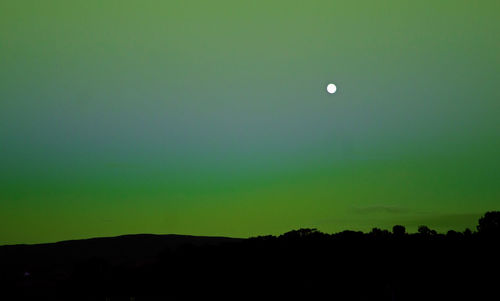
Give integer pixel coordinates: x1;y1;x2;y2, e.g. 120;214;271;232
401;213;481;229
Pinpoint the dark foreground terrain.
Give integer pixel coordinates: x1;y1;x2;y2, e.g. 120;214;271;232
1;212;500;300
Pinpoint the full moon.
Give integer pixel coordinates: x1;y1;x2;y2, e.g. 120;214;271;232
327;83;337;94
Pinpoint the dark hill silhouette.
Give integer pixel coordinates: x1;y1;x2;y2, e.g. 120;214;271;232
1;212;499;300
0;234;241;266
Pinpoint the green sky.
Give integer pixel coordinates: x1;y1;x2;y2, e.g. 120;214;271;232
1;0;499;244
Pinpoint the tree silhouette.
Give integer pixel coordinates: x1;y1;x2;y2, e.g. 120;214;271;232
463;228;472;236
369;228;391;240
418;225;437;236
446;230;461;239
477;211;500;236
280;228;321;240
392;225;406;236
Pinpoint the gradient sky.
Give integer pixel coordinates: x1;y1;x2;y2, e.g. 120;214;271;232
1;0;499;244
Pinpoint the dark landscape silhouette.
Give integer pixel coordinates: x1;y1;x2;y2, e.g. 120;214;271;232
1;211;500;300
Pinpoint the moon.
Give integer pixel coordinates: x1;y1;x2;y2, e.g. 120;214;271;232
327;83;337;94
